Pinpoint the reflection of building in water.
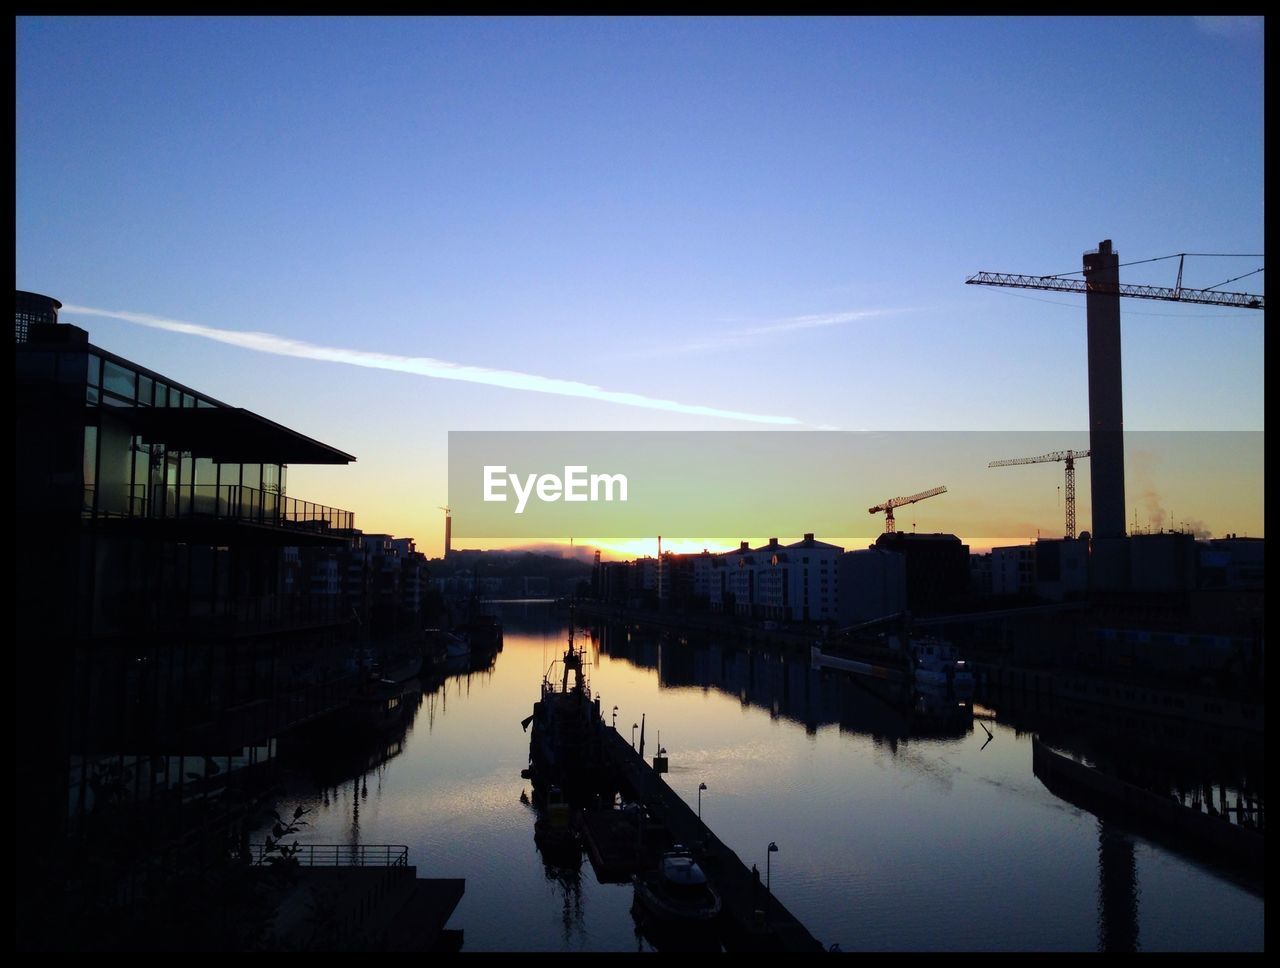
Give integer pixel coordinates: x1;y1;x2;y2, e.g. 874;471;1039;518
593;622;971;744
1097;820;1139;952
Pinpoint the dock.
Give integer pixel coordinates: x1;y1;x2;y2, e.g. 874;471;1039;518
260;844;464;951
1032;736;1264;884
597;725;825;952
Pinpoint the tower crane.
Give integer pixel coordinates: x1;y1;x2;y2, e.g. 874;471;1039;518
966;242;1263;546
869;485;946;534
965;255;1264;309
988;450;1090;539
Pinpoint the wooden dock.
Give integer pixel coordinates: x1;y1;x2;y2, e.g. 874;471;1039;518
598;725;825;952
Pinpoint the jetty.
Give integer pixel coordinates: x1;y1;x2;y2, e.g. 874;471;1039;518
596;725;824;952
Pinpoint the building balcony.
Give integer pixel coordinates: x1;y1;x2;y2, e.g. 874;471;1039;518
87;483;355;544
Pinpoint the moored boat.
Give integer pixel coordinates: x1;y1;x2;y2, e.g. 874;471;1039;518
524;615;606;803
910;636;975;697
632;847;721;925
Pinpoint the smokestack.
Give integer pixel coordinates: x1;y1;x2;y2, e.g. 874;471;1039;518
1083;240;1126;539
444;512;452;557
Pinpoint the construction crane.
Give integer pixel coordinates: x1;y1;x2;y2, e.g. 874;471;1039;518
965;253;1264;310
869;485;946;534
989;450;1090;539
966;242;1263;547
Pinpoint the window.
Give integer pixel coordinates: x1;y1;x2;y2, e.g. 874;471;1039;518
83;425;98;511
87;355;101;388
154;382;169;407
138;375;154;406
103;361;137;400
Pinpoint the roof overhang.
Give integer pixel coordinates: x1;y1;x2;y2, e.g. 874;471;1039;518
99;407;356;464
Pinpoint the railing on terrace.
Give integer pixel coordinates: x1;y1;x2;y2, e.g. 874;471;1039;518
88;483;353;533
249;843;409;867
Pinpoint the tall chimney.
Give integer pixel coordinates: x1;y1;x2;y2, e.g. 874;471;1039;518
1083;240;1126;539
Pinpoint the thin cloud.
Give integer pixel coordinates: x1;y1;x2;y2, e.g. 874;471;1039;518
62;304;803;426
660;307;913;354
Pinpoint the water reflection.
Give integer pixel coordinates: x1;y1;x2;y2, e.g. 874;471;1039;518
1098;820;1139;952
589;621;974;745
256;604;1262;952
991;684;1264;893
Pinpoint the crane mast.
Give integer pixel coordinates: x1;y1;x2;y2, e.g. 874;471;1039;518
989;450;1090;539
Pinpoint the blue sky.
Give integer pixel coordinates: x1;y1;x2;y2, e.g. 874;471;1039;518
16;17;1265;552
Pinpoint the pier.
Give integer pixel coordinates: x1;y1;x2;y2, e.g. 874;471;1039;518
596;724;825;952
1031;737;1264;885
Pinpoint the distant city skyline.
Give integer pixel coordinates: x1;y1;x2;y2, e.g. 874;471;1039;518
17;16;1264;554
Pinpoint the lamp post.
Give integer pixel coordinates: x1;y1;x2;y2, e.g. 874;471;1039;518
698;782;707;819
767;841;779;893
631;723;639;748
613;705;618;730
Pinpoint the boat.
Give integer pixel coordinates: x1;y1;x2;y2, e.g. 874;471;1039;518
533;784;582;868
814;627;972;701
351;674;422;731
457;610;503;654
524;615;606;802
455;575;504;654
445;633;470;659
909;636;975;697
632;847;722;925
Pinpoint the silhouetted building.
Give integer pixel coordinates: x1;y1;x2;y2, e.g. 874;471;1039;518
754;538;791;620
1035;537;1089;601
1129;531;1198;592
785;533;844;622
872;532;969;615
837;548;906;626
690;549;724;611
990;543;1036;597
722;541;758;617
659;551;695;608
969;552;993;596
1200;535;1264;589
15;287;61;341
16;293;359;944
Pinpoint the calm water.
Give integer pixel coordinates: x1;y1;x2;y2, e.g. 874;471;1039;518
261;603;1264;952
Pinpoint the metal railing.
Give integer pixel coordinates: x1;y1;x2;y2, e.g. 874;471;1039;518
90;483;354;533
249;843;409;867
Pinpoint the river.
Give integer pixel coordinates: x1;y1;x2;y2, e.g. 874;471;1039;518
259;601;1264;951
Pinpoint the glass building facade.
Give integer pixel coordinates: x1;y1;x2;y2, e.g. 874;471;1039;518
15;292;362;945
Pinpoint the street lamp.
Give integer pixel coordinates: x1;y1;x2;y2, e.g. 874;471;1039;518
613;705;618;729
632;723;639;748
767;841;779;893
698;782;707;819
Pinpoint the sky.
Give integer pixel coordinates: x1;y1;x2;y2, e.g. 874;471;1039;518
16;17;1265;556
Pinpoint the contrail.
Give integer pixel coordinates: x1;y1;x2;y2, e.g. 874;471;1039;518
62;304;803;426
